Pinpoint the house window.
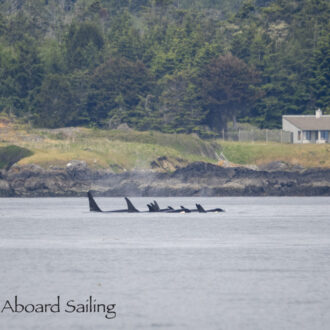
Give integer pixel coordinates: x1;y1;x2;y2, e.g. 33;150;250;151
298;131;301;140
321;131;329;140
305;131;311;140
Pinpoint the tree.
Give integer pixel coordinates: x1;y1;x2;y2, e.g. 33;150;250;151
107;11;145;61
0;0;328;132
0;36;44;116
65;21;104;70
309;32;330;112
159;71;206;133
87;58;153;127
32;74;82;128
200;53;261;131
235;0;255;19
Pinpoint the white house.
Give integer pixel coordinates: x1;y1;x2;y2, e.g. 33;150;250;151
282;109;330;144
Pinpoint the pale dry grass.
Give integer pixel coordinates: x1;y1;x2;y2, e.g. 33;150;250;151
1;114;329;170
0;120;218;170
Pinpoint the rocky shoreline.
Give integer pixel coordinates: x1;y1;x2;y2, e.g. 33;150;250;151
1;160;330;197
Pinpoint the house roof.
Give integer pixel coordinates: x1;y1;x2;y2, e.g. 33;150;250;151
283;115;330;130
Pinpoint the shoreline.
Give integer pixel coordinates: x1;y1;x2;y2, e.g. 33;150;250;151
1;161;330;197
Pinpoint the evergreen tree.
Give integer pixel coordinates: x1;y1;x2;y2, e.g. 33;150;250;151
159;71;205;133
0;36;43;116
0;0;328;132
32;74;82;128
87;58;153;127
309;32;330;112
200;53;261;131
65;21;105;70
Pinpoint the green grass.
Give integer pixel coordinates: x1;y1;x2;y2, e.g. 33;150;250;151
0;126;220;171
220;141;330;168
1;116;330;171
77;128;220;159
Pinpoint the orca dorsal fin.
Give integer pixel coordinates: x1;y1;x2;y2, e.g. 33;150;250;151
168;206;173;210
125;197;139;213
153;200;160;211
151;202;158;211
181;206;191;213
147;204;155;212
196;204;206;213
87;191;102;212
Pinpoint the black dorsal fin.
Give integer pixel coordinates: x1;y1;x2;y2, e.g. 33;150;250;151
147;203;157;212
87;191;102;212
125;197;139;213
150;202;157;211
181;206;191;213
196;204;206;213
153;200;160;211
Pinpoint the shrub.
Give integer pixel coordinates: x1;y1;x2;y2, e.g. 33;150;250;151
0;145;33;170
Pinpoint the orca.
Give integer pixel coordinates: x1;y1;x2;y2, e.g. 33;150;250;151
147;204;154;212
150;200;190;213
196;204;206;213
180;206;192;213
196;203;225;213
150;200;205;213
87;191;140;213
88;191;225;214
165;205;190;213
87;191;102;212
145;200;187;213
152;200;160;211
124;197;139;213
151;200;174;212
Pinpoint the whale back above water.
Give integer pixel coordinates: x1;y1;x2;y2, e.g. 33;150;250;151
87;191;140;213
87;191;225;213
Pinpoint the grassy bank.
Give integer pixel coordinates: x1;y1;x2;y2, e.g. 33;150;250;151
220;141;330;168
1;115;329;170
0;119;220;171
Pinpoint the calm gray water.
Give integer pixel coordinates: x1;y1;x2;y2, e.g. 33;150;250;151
0;197;329;330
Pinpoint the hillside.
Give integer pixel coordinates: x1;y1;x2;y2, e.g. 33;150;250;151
1;116;330;171
0;0;328;134
0;115;220;171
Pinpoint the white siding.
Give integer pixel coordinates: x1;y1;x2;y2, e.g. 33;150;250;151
282;118;301;143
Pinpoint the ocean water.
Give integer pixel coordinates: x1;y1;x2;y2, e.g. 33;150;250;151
0;197;329;330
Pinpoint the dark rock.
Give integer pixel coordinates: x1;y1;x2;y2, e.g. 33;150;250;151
117;123;132;131
0;161;329;197
65;160;91;181
150;156;188;172
0;179;14;196
259;161;305;172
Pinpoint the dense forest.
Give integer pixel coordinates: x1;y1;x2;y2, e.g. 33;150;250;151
0;0;329;135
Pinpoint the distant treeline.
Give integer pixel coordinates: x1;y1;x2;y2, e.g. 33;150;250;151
0;0;329;135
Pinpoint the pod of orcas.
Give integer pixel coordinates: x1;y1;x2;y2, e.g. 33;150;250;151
87;191;225;214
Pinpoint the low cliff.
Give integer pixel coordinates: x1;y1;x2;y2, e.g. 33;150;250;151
1;161;330;197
